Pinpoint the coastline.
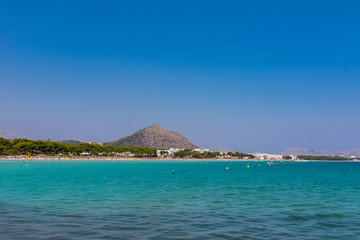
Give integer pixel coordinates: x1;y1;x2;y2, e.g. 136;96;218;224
0;155;261;161
0;155;357;162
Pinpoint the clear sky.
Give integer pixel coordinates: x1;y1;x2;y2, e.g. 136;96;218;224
1;0;360;153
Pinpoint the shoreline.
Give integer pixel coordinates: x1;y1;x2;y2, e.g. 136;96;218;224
0;155;358;162
0;156;265;161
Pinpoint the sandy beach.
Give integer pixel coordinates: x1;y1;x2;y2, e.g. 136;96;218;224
0;155;339;162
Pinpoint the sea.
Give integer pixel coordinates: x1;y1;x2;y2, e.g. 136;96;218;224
0;160;359;239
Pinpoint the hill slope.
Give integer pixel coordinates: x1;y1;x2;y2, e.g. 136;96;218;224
106;124;198;149
281;147;360;157
58;140;84;145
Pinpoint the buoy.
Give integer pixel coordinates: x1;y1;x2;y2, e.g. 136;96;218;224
171;170;175;174
226;167;229;170
247;165;249;168
259;164;261;167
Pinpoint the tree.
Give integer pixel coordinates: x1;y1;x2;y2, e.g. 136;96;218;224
159;150;168;157
3;138;157;157
12;141;36;154
0;137;12;155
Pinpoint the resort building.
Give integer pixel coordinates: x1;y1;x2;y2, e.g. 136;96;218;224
88;141;104;146
252;153;283;160
193;148;210;153
157;148;185;157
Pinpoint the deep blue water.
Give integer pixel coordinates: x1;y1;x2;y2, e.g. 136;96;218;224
0;160;359;239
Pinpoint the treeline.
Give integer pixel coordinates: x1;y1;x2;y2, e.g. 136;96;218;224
226;152;255;159
297;155;349;161
173;149;255;159
174;149;219;158
0;138;157;157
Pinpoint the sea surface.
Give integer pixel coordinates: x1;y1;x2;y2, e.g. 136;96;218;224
0;160;359;239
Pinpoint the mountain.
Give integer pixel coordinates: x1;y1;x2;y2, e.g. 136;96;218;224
281;147;360;157
340;149;360;157
0;130;20;139
281;147;315;156
210;147;233;153
58;139;84;145
106;124;198;149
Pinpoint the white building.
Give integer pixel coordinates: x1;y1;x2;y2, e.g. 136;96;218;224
157;148;184;157
88;141;104;146
252;153;283;160
157;149;169;157
114;151;134;157
193;148;211;153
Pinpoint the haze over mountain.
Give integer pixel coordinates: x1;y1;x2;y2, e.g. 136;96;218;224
106;124;198;149
0;130;20;139
57;140;85;145
281;147;360;158
210;147;233;153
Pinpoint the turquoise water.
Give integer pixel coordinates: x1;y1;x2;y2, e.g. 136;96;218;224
1;160;359;239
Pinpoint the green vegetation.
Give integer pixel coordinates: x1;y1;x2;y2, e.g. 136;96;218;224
297;155;349;161
0;137;157;157
174;149;219;158
227;152;255;159
158;150;169;157
283;155;292;160
58;140;83;145
173;149;254;159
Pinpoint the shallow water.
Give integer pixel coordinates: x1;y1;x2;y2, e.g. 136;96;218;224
0;160;359;239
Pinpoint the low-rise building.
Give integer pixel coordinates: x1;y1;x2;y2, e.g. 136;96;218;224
157;148;184;157
252;153;283;160
88;141;104;146
114;151;134;157
193;148;211;153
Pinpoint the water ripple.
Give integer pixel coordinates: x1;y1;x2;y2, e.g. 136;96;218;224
1;161;360;239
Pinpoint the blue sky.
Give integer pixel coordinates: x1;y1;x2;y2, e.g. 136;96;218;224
1;0;360;153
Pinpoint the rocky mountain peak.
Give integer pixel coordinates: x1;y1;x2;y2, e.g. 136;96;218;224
107;124;198;149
